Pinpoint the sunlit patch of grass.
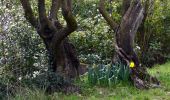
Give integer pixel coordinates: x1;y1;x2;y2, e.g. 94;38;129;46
148;62;170;90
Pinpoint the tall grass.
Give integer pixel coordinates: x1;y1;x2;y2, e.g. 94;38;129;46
88;62;130;87
8;62;170;100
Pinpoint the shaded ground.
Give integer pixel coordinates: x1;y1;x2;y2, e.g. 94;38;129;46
12;62;170;100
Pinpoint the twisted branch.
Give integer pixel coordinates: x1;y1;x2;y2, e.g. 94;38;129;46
20;0;37;28
52;0;77;45
50;0;61;19
99;0;118;31
38;0;48;24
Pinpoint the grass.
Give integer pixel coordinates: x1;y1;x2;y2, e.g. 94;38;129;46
11;62;170;100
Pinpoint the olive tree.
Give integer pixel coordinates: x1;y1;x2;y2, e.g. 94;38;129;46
99;0;160;89
20;0;80;80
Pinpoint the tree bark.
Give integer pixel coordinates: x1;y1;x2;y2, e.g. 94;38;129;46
122;0;131;16
43;37;79;79
20;0;79;80
99;0;160;89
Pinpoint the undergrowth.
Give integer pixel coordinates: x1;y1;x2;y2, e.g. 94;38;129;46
2;62;170;100
88;62;130;87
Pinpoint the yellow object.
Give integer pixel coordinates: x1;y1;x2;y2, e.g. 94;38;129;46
129;61;135;68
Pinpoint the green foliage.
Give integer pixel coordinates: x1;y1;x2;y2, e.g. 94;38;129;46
9;62;170;100
136;0;170;67
0;0;48;84
88;62;130;87
20;71;64;89
71;0;122;64
0;2;50;99
1;0;170;99
142;40;167;67
0;82;9;100
0;71;68;99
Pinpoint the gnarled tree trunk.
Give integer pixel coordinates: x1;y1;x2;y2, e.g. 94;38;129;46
20;0;79;80
99;0;160;89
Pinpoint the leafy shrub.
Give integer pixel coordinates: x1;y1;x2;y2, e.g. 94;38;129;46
137;0;170;67
0;82;8;100
0;1;48;86
141;40;167;67
70;0;122;64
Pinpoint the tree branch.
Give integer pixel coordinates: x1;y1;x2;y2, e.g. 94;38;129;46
143;0;154;21
52;0;77;46
20;0;37;28
99;0;118;31
62;0;76;29
117;0;144;53
50;0;61;19
38;0;48;23
122;0;131;16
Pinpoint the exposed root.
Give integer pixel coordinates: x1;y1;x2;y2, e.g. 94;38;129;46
130;67;160;89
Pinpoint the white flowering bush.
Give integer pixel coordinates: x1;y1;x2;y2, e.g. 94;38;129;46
70;0;121;64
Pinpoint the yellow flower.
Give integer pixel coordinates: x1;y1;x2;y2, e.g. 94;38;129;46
129;61;135;68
